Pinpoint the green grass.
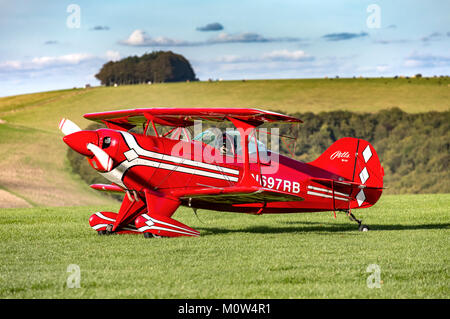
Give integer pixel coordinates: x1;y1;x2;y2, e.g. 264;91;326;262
0;194;448;299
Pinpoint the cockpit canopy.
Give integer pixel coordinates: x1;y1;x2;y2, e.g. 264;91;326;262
193;129;270;162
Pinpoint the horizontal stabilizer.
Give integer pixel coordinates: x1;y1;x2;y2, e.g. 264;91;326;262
310;178;385;190
308;178;383;209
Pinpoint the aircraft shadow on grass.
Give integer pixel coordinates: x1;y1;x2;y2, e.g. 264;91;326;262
196;221;450;236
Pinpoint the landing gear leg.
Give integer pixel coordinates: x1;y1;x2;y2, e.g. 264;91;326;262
347;211;369;232
105;224;114;235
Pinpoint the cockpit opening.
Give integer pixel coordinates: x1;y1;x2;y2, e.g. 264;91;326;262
193;128;270;163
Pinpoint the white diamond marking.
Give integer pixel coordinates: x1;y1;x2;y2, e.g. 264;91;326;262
124;148;139;161
356;189;366;207
362;145;372;163
359;167;369;184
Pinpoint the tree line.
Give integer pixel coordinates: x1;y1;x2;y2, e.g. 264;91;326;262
95;51;197;86
281;108;449;194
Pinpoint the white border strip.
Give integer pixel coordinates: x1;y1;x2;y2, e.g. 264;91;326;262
138;225;199;236
141;214;199;236
307;190;349;202
100;156;239;187
95;212;116;222
307;185;349;197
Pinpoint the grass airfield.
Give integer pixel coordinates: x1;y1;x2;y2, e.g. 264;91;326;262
0;194;448;299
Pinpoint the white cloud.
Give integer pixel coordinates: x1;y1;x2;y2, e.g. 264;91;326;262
0;53;96;72
214;50;313;64
404;52;450;68
357;65;391;73
208;32;301;44
0;51;118;73
30;53;95;67
216;55;241;63
105;50;120;62
0;60;22;70
376;65;391;72
404;59;420;68
194;53;362;81
262;50;312;61
124;29;146;45
121;29;190;46
120;30;302;47
209;32;269;43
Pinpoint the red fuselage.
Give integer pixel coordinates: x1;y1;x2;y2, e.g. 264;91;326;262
86;128;379;214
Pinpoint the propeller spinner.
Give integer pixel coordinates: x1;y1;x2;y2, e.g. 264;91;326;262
59;118;114;172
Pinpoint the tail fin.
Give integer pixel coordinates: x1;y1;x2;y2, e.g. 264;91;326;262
309;137;384;208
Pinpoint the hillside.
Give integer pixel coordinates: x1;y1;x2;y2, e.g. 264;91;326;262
0;77;449;208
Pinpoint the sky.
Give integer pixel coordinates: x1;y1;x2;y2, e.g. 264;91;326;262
0;0;449;96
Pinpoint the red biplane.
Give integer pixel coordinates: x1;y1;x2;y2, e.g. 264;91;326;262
59;108;384;237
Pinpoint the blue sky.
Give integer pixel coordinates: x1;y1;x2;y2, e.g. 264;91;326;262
0;0;449;96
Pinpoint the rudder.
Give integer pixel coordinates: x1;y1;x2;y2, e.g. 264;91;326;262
310;137;384;208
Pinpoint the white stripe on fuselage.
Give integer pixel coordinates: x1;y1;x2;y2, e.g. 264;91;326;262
100;154;239;187
99;132;241;187
120;131;240;176
307;190;349;202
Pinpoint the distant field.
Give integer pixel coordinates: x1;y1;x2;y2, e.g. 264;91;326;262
0;78;448;208
0;194;448;298
2;78;449;126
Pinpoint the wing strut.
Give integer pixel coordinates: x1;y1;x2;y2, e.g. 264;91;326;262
227;116;261;188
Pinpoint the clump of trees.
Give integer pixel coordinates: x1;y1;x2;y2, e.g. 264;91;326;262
95;51;197;86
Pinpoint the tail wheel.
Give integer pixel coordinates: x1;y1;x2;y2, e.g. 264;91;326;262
359;224;370;232
347;211;370;232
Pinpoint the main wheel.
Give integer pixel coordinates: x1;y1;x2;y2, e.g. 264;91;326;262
105;224;114;234
143;232;163;238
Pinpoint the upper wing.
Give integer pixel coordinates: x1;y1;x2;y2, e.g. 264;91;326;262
84;107;302;129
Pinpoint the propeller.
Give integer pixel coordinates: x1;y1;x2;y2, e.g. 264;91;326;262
59;118;81;136
59;118;113;172
86;143;113;171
